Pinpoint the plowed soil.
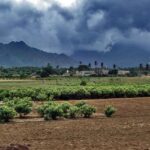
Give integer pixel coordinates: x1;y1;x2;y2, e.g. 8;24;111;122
0;97;150;150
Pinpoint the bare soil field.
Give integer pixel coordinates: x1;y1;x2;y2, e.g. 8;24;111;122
0;97;150;150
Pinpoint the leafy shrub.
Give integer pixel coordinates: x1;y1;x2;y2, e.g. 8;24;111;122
137;88;150;97
36;93;48;101
0;90;10;101
80;81;87;86
4;97;22;107
14;97;32;118
59;89;75;100
114;88;126;98
75;88;91;99
90;88;102;99
105;105;117;117
59;102;72;118
101;88;114;98
80;104;96;118
37;101;56;117
44;104;63;120
0;105;16;122
75;101;86;108
38;101;97;120
125;88;138;97
68;106;79;119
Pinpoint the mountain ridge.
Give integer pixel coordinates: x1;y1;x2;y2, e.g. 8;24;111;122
0;41;76;67
0;41;150;67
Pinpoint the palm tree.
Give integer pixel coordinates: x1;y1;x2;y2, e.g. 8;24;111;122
139;63;143;70
79;61;82;65
88;63;91;68
113;64;116;69
94;61;98;75
56;65;59;69
94;61;98;68
101;62;104;68
146;64;149;70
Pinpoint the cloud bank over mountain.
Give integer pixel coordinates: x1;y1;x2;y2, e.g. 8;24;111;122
0;0;150;54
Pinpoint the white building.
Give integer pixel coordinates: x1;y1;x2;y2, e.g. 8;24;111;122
118;70;130;76
62;70;70;76
75;70;96;76
96;69;109;76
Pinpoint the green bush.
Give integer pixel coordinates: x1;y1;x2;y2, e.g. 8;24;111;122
59;102;72;118
75;88;90;99
90;88;102;99
80;81;87;86
59;89;74;100
68;106;79;119
44;104;63;120
37;101;97;120
101;88;114;98
37;101;56;117
0;90;10;101
4;97;20;107
75;101;86;108
105;105;117;117
0;105;16;122
80;104;96;118
36;93;48;101
35;92;48;101
14;97;32;118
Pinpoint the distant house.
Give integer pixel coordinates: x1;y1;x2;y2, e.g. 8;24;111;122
95;68;109;76
62;70;70;76
118;70;130;76
75;70;96;76
30;73;40;79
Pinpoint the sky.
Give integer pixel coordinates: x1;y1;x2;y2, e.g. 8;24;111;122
0;0;150;54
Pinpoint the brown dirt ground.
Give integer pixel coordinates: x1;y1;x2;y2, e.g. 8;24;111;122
0;97;150;150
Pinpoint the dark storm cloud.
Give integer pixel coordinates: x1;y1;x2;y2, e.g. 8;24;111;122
0;2;11;11
85;0;149;29
0;0;150;54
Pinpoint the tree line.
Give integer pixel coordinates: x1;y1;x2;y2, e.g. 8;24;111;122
0;62;149;78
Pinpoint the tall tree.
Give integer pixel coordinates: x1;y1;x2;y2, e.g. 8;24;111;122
88;63;91;68
79;61;82;65
94;61;98;68
78;65;89;71
40;63;55;77
56;65;59;69
146;64;149;70
101;62;104;68
139;63;143;70
113;64;116;69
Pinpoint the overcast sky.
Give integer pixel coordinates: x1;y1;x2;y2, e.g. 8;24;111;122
0;0;150;54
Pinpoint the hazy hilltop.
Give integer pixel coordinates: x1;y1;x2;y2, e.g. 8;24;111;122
0;41;76;67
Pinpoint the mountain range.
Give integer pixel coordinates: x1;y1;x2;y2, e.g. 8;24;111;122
0;41;76;67
0;41;150;67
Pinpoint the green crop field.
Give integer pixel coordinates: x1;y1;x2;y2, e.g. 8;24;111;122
0;77;150;101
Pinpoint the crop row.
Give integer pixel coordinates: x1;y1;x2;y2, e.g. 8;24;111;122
0;99;116;123
0;85;150;101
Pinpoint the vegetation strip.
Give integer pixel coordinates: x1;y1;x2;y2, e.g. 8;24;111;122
0;85;150;101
